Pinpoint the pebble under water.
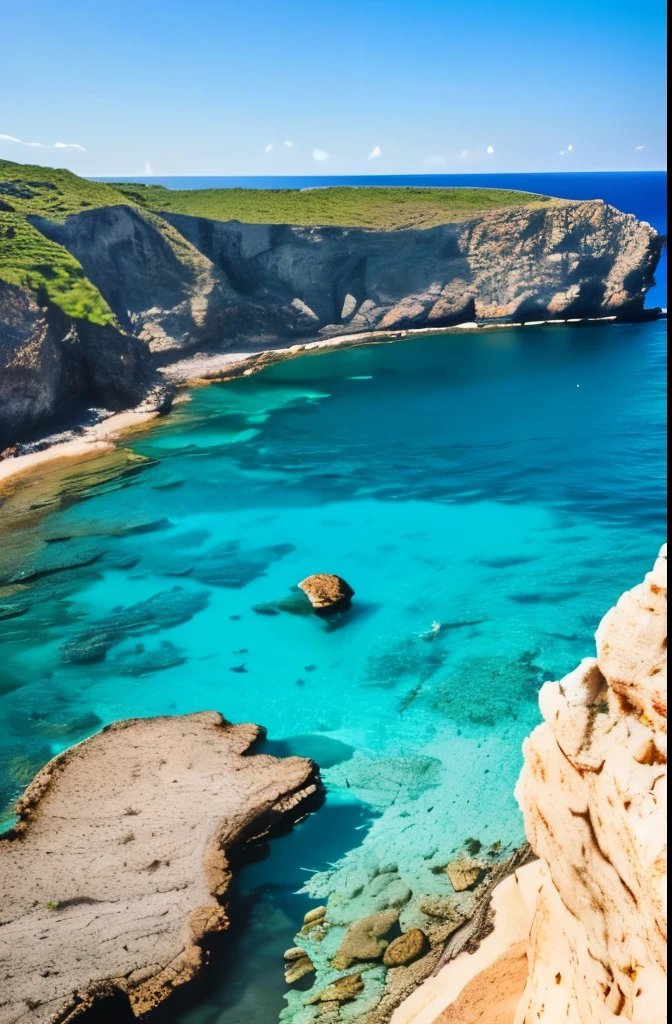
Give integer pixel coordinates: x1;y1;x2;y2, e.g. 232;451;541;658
0;320;666;1022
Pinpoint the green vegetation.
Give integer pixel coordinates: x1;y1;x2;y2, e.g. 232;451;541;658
0;159;128;222
0;157;561;325
114;182;555;230
0;213;116;325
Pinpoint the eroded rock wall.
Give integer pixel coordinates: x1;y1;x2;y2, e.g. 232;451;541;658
0;279;161;448
514;546;667;1023
162;200;663;336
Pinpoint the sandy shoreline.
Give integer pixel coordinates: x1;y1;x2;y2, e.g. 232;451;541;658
0;313;653;490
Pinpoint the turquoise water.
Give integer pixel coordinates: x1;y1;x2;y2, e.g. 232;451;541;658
0;320;666;1022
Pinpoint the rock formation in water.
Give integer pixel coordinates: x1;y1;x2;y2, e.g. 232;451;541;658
0;171;665;447
298;573;356;615
0;711;320;1024
514;545;667;1023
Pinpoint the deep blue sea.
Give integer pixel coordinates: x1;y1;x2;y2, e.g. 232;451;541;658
95;171;667;307
1;174;667;1022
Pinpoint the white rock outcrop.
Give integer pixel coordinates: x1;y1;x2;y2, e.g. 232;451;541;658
514;545;667;1023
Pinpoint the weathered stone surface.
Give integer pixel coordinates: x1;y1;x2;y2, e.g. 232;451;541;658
0;711;319;1024
298;573;355;615
445;858;484;892
331;909;399;969
514;546;667;1024
306;972;364;1005
382;929;428;967
418;895;465;926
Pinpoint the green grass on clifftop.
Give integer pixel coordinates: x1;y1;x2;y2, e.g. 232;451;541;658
112;182;556;230
0;160;129;222
0;212;116;325
0;158;562;326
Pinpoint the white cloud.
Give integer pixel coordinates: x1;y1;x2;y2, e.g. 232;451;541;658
368;145;382;161
487;145;494;154
460;149;469;159
265;143;274;152
422;153;446;167
284;140;294;147
560;151;566;156
313;148;329;162
567;144;573;151
144;161;154;175
635;145;645;151
0;133;45;147
1;133;85;151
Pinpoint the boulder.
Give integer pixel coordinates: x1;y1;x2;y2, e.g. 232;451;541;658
306;973;364;1005
382;928;428;967
297;574;355;615
331;909;399;969
445;857;484;892
284;955;315;984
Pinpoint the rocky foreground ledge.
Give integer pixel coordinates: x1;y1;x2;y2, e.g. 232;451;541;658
515;544;667;1022
0;711;320;1024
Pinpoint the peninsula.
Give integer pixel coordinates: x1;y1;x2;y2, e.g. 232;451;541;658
0;712;320;1024
0;159;664;449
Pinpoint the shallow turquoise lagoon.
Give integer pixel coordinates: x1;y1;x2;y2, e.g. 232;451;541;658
0;320;666;1022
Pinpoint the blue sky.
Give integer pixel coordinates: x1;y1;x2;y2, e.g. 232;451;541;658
1;0;666;175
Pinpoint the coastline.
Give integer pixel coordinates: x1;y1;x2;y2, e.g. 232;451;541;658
0;312;659;492
392;860;543;1024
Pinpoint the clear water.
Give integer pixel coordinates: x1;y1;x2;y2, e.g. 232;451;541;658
0;319;666;1022
94;171;668;307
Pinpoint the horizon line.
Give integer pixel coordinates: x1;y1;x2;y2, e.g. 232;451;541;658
91;168;668;179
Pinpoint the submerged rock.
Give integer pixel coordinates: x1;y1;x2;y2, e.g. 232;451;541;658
284;954;315;985
60;586;209;663
0;711;320;1024
300;904;328;939
331;909;399;970
445;857;484;892
382;928;428;967
298;574;355;615
418;895;465;928
306;972;364;1005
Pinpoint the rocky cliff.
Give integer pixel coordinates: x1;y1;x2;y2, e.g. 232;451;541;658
0;187;664;448
514;546;667;1023
0;278;165;447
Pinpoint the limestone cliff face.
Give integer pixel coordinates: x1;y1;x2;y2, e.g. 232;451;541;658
162;200;662;335
30;199;664;354
515;546;667;1023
